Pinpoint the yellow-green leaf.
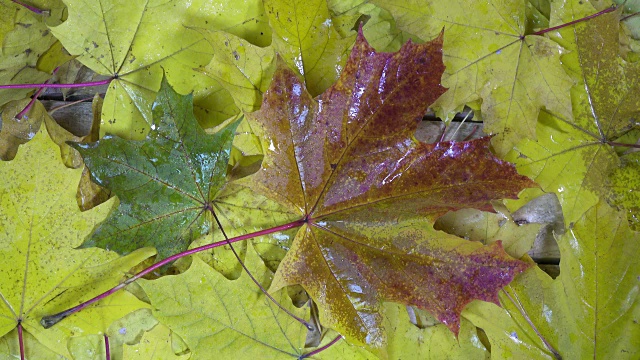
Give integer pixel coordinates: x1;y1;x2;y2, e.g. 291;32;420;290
50;0;213;139
264;0;355;97
140;247;368;359
372;0;574;156
0;127;155;357
464;202;640;359
0;0;65;108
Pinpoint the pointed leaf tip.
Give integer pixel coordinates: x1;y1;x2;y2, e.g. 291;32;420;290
240;25;535;347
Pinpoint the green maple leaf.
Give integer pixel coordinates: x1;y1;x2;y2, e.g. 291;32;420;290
68;308;186;359
371;0;574;156
0;127;155;358
234;30;534;346
72;78;245;262
463;201;640;359
506;2;640;226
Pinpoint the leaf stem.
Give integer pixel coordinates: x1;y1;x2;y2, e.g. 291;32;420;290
15;67;60;121
48;95;102;115
531;5;617;37
208;208;314;331
299;335;343;359
11;0;45;14
17;322;25;360
40;218;306;328
0;78;113;89
621;11;640;22
104;334;110;360
607;141;640;149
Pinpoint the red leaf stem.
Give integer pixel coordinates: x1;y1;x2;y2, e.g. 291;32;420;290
17;322;25;360
15;67;60;120
299;335;343;359
0;78;113;89
621;11;640;22
531;5;617;37
104;334;110;360
209;209;314;330
11;0;45;14
40;218;306;328
608;141;640;149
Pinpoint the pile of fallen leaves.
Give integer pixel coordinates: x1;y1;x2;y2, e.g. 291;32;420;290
0;0;639;359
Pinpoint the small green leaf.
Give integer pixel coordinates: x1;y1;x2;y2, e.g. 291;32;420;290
73;78;239;261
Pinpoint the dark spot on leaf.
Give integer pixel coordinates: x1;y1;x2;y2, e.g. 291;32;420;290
233;51;240;61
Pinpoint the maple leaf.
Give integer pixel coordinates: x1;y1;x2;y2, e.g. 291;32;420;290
0;127;155;358
371;0;575;156
67;308;185;359
0;98;47;160
463;201;640;358
71;78;240;261
232;30;534;346
263;0;355;97
72;78;296;277
50;0;264;139
140;246;370;359
607;151;640;229
506;3;640;226
0;0;65;108
122;322;190;360
435;206;542;259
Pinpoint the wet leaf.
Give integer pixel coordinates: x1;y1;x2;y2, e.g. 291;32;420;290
327;0;417;52
607;151;640;230
0;127;155;357
71;78;239;262
237;30;534;346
